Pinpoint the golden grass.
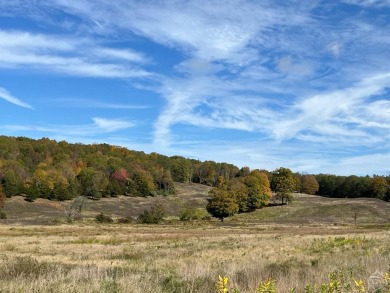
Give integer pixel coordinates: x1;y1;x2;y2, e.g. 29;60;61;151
1;185;390;292
1;223;389;292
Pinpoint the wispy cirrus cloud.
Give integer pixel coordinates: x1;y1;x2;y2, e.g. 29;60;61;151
0;0;389;175
273;72;390;140
0;30;150;78
0;87;32;109
1;117;135;137
56;98;150;110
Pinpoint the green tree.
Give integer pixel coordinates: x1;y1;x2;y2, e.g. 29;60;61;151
316;174;345;197
77;168;108;199
131;169;156;197
151;165;175;195
301;175;319;195
337;175;370;198
198;161;218;186
236;166;251;178
206;188;239;222
2;170;24;197
170;157;192;183
271;167;294;204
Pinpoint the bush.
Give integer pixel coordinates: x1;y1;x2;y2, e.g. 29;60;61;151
65;196;85;222
24;193;38;202
138;203;165;224
95;212;113;223
0;210;7;219
179;207;210;221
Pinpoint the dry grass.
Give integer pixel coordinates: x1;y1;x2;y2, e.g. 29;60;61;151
1;184;390;292
0;223;389;292
2;183;212;225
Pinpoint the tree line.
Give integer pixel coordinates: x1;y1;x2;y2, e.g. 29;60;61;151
0;136;239;201
0;136;389;208
315;173;390;200
206;168;390;221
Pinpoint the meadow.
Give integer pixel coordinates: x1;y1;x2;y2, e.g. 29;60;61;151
1;183;390;292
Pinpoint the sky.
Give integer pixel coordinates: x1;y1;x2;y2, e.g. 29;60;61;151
0;0;389;176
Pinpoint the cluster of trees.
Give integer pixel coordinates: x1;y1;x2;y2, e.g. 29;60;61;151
206;167;390;221
207;167;296;221
0;136;239;201
316;174;390;200
0;135;389;216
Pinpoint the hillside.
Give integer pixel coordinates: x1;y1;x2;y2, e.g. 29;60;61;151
2;183;390;226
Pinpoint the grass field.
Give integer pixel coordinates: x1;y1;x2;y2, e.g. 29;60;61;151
1;183;390;292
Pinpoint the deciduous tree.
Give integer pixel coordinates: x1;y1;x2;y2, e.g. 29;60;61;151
227;179;249;212
131;170;156;197
271;167;294;204
206;188;239;222
370;176;388;200
301;175;319;195
244;170;272;210
77;168;108;199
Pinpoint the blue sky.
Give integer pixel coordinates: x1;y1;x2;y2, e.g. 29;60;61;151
0;0;389;175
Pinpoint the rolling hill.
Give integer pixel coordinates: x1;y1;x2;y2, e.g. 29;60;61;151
2;182;390;226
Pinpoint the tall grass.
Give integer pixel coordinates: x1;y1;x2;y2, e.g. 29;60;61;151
0;224;389;292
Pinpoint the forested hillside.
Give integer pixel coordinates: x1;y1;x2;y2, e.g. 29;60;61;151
0;136;239;201
0;136;389;203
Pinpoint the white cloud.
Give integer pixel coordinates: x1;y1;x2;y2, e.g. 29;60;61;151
35;1;390;158
1;117;135;137
55;98;149;109
43;0;313;65
93;48;148;63
0;30;150;78
92;117;134;132
0;87;32;109
272;72;390;140
1;0;390;175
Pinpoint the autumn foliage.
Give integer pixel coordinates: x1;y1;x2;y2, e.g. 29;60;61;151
0;136;389;204
207;169;273;221
0;136;238;200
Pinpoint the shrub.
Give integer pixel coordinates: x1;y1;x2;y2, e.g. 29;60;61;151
180;207;211;221
65;196;85;222
138;203;165;224
95;212;113;223
25;193;38;202
0;210;7;219
179;207;197;221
